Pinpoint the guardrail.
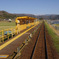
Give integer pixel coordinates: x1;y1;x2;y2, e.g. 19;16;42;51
0;21;39;43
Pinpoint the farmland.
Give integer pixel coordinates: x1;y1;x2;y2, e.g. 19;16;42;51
0;21;16;30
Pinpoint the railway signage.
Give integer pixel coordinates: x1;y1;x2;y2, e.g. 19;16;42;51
0;55;9;58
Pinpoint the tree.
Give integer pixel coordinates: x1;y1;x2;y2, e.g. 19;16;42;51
39;18;43;20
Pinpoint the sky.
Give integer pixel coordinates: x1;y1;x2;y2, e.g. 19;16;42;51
0;0;59;15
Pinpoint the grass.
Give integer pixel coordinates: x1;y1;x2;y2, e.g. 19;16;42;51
0;21;16;26
0;21;16;30
54;24;59;26
45;22;59;53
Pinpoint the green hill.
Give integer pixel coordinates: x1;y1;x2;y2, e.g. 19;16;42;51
0;11;16;20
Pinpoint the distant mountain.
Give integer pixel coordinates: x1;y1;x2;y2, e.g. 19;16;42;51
39;15;59;20
0;11;9;15
14;14;36;18
0;11;59;20
0;11;16;20
0;11;36;20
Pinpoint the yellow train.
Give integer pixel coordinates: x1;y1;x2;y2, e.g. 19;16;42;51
15;16;36;25
15;16;37;31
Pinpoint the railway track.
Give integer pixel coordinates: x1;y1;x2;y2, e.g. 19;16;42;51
19;22;58;59
31;23;54;59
